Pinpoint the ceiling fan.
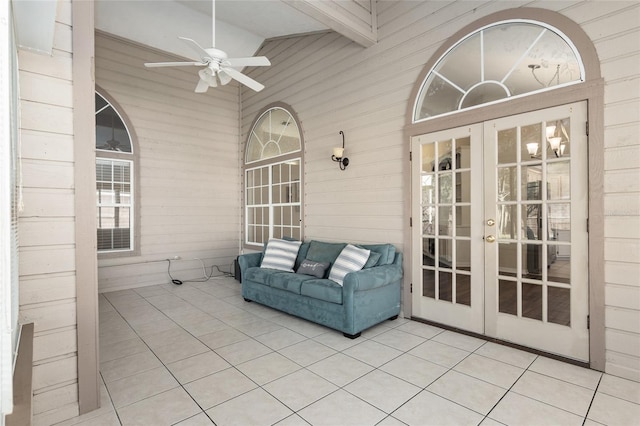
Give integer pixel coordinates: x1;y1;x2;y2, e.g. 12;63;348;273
144;0;270;93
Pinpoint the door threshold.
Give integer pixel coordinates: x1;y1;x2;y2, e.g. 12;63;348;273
410;316;591;370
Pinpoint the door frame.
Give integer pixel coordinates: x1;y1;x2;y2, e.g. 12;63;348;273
403;8;604;369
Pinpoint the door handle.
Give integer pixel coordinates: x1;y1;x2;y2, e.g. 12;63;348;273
485;235;496;243
486;219;495;226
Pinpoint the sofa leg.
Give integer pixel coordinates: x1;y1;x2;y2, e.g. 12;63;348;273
343;332;361;339
388;315;398;321
243;298;252;302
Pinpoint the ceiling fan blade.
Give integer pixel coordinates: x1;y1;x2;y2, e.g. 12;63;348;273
144;61;206;68
221;67;264;92
195;78;210;93
224;56;271;67
178;36;212;61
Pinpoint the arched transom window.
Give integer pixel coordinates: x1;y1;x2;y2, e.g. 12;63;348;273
244;105;303;247
95;91;136;253
414;21;584;122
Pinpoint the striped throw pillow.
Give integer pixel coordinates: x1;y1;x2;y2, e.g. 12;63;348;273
260;238;302;272
328;244;371;285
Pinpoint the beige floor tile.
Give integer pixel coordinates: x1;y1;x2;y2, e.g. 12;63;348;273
181;317;229;336
174;412;215;425
69;410;121;426
307;353;374;387
587;391;640;425
395;320;445;339
380;353;448;388
184;367;256;410
278;339;337;366
100;350;163;383
100;337;149;363
342;339;403;367
152;337;210;364
255;328;307;350
263;369;338;411
236;352;301;385
117;387;201;426
311;330;362;351
274;413;312;426
298;389;386;426
232;318;283;337
528;356;602;389
597;373;640;404
427;370;507;415
474;341;537;369
454;353;524;389
166;350;231;384
371;328;427;352
106;366;179;408
198;328;249;349
215;338;273;365
141;327;195;350
344;369;421;413
488;391;584;426
408;339;470;368
432;330;486;352
376;416;407;426
206;388;293;426
511;371;595;416
393;390;484;426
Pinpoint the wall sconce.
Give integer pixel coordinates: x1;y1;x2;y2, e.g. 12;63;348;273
527;122;568;158
331;131;349;170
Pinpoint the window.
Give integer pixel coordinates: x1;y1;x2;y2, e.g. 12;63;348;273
414;21;583;122
95;91;136;253
244;105;303;247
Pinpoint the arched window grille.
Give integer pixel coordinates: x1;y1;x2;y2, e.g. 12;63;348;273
244;105;303;247
413;21;584;122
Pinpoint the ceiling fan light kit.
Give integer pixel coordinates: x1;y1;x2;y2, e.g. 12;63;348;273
143;0;270;93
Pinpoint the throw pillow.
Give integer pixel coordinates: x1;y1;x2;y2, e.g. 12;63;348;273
296;259;330;278
260;238;302;272
328;244;371;285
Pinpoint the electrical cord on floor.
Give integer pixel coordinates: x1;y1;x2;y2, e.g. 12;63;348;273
166;258;233;286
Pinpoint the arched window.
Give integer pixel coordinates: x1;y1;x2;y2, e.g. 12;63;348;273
95;91;137;254
414;20;584;122
244;104;303;247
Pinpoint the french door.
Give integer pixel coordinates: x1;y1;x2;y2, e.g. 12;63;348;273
411;102;589;361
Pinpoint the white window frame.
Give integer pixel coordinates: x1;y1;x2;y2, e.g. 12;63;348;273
244;103;304;248
95;89;138;256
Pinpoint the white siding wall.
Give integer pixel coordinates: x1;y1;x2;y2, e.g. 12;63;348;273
17;1;80;424
580;1;640;381
241;1;640;381
95;34;241;293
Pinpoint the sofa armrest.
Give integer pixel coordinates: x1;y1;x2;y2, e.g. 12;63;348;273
343;253;403;293
238;252;262;277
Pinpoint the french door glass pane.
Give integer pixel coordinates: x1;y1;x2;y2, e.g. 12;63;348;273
420;136;473;305
495;116;573;327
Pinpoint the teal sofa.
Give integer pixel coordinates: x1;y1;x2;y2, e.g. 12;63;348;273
238;240;403;338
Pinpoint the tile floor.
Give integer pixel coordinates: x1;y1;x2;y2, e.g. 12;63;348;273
59;278;639;426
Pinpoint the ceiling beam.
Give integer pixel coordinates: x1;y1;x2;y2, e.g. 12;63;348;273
283;0;377;48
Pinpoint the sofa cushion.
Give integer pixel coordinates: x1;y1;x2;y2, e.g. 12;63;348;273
360;243;396;266
363;251;381;269
329;244;370;285
261;238;302;272
305;241;347;274
270;272;315;294
296;259;330;278
295;242;310;270
300;279;343;304
244;267;280;286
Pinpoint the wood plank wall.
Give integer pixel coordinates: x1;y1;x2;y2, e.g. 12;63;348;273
241;1;640;381
95;34;241;293
17;1;81;424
